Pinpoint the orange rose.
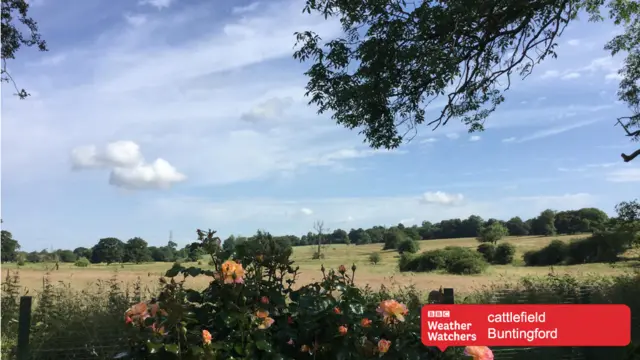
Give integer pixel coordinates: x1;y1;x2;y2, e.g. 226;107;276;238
360;318;372;327
260;296;269;304
377;339;391;354
338;264;347;274
333;307;342;314
376;299;408;323
338;325;348;335
300;345;311;353
202;329;212;345
220;260;245;284
464;346;494;360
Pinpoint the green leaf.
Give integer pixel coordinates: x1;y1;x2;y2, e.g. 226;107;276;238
349;303;364;315
146;341;162;354
164;344;180;355
210;342;225;350
234;344;245;355
186;266;202;277
190;346;204;356
165;265;182;278
255;339;272;352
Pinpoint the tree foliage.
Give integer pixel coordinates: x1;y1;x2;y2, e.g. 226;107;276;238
477;222;509;244
1;230;20;262
294;0;640;162
1;0;48;99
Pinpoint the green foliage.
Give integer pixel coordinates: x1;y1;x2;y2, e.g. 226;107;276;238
524;231;633;266
57;249;77;263
73;246;92;259
396;239;419;254
122;228;444;359
124;237;152;263
91;237;125;264
477;223;509;244
505;216;530;236
493;243;516;265
523;240;569;266
74;257;90;267
531;209;557;236
1;230;20;262
1;0;48;99
382;229;405;250
368;252;381;265
476;243;496;263
399;246;488;275
294;0;639;162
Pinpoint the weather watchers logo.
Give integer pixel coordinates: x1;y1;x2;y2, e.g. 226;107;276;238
420;304;630;351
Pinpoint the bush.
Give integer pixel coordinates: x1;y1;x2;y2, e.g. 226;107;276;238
476;243;496;262
399;246;488;275
493;243;516;265
121;228;449;359
397;239;419;254
382;230;404;250
74;257;90;267
566;232;630;264
311;250;325;259
523;239;568;266
369;252;381;265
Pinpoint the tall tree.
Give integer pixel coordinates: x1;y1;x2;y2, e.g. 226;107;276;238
91;237;124;264
294;0;640;162
1;0;48;99
1;230;20;262
123;237;151;263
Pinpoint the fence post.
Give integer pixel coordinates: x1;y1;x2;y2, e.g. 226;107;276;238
443;288;455;304
17;296;32;360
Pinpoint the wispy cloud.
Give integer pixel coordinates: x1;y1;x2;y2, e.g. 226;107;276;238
515;119;600;143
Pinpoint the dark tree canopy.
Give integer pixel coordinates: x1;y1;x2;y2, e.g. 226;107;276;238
1;0;48;99
294;0;640;162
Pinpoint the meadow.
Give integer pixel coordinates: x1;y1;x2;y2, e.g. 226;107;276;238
5;234;638;296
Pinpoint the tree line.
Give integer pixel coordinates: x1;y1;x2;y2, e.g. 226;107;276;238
3;203;637;265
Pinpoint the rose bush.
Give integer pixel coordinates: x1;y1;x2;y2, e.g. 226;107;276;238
121;229;475;359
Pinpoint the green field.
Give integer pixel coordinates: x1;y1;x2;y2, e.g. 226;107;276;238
4;234;638;295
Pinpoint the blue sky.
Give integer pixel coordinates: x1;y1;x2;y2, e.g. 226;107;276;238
2;0;639;251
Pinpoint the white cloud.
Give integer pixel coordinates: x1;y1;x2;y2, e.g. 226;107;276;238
606;167;640;182
420;191;464;205
240;97;293;123
139;0;173;9
541;70;560;79
605;72;623;81
421;137;437;143
446;133;460;140
469;135;481;142
124;14;148;27
71;141;186;190
502;137;516;143
515;119;600;143
561;72;581;80
109;159;187;190
567;39;581;46
232;2;260;14
300;208;313;215
399;217;415;225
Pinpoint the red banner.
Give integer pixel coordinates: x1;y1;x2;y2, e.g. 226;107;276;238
420;304;631;351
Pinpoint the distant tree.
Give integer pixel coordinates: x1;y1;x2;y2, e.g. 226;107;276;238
531;210;557;236
330;229;349;244
614;199;640;244
477;223;509;245
56;250;76;263
91;237;124;264
382;229;405;250
1;230;20;262
1;0;48;99
506;217;530;236
123;237;151;263
365;226;384;243
418;221;434;239
26;251;41;263
460;215;484;238
73;247;92;259
403;225;421;240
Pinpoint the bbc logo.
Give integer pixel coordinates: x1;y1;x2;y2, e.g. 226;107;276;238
427;310;450;318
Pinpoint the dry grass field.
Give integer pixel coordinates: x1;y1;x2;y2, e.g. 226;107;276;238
3;234;638;296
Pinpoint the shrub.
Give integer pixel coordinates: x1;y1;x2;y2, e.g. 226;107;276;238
523;240;568;266
566;232;630;264
369;252;381;265
399;246;488;275
311;250;325;259
122;228;445;359
476;243;496;262
397;239;419;254
74;257;90;267
493;243;516;265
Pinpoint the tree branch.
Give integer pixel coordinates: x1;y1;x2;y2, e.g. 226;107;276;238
621;148;640;163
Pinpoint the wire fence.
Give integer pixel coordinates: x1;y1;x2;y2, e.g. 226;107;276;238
11;286;639;360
